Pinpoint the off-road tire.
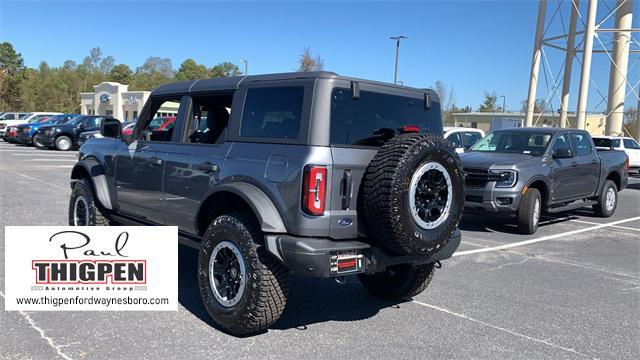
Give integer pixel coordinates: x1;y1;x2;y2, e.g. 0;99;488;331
593;180;617;217
358;263;435;300
198;213;289;336
55;135;72;151
517;188;541;234
68;179;111;226
363;133;465;256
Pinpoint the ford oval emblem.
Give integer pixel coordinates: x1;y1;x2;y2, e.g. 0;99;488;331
338;218;353;227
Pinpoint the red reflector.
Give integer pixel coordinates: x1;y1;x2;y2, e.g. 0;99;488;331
400;125;421;133
337;258;357;270
302;165;327;216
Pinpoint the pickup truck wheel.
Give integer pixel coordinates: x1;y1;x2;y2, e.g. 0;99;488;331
517;188;541;234
358;263;435;300
198;213;289;336
68;179;111;226
363;134;465;256
55;135;72;151
593;180;617;217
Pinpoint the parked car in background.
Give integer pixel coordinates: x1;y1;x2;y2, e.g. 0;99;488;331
592;136;640;173
443;127;485;153
461;128;628;234
4;125;20;143
121;122;136;137
37;115;116;151
78;121;133;146
17;114;79;146
0;112;29;138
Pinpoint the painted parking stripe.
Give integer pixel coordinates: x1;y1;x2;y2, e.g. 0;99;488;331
453;216;640;257
28;159;77;162
11;153;77;156
569;219;640;233
412;301;592;358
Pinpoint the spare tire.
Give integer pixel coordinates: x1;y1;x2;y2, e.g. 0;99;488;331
363;133;464;256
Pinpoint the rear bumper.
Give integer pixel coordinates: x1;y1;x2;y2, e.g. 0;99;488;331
264;229;461;278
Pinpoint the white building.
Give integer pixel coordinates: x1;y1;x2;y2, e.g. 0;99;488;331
80;82;178;122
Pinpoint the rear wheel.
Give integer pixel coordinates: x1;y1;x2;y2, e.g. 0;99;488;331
198;213;289;336
517;188;541;234
358;263;436;300
593;180;617;217
55;135;72;151
32;135;45;148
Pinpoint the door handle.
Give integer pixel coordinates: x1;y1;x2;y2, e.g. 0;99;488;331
147;156;162;165
591;159;597;164
571;162;577;167
196;161;219;172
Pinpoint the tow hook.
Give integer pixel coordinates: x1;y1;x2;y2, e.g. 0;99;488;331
335;276;347;285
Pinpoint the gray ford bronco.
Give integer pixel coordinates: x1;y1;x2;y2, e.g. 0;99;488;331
68;72;464;335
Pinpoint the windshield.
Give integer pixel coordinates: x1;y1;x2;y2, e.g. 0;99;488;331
470;131;552;156
19;113;31;120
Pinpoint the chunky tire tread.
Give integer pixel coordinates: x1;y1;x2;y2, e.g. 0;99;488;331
68;178;111;226
593;180;617;217
198;213;289;336
363;133;464;256
358;263;436;300
517;188;540;235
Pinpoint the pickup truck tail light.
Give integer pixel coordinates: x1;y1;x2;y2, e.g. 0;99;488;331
625;156;629;173
302;165;327;216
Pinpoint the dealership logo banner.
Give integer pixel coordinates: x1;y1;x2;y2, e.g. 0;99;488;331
4;226;178;311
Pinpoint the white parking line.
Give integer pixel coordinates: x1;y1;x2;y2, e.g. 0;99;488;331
453;216;640;257
28;159;77;162
569;219;640;233
11;153;77;157
12;172;67;190
412;301;593;358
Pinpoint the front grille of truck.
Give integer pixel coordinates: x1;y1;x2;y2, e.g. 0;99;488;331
463;168;490;188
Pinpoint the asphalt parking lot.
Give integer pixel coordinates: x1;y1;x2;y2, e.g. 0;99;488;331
1;140;639;360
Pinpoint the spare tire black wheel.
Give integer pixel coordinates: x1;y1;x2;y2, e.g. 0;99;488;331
363;134;465;257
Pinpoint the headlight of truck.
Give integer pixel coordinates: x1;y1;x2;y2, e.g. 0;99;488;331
491;170;517;188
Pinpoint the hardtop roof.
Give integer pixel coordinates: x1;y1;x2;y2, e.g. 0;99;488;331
151;71;437;98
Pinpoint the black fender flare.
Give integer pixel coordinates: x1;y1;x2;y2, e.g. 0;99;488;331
203;182;287;233
70;158;113;210
524;176;551;206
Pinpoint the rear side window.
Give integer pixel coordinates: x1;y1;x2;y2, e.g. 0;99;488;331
623;139;640;150
570;133;592;156
240;87;303;139
330;88;442;147
592;138;612;147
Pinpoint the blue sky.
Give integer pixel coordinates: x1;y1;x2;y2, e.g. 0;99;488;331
1;0;638;112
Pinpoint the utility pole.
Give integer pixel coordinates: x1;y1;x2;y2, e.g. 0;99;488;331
390;35;407;84
559;0;580;128
605;0;633;136
525;0;547;127
240;59;248;75
500;95;506;112
576;0;598;130
636;94;640;141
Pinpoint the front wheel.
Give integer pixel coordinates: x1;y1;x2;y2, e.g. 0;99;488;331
68;179;111;226
358;263;435;300
33;134;46;148
593;180;617;217
517;188;541;234
198;213;289;336
55;135;73;151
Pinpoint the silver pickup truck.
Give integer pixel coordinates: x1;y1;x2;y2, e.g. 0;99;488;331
460;127;629;234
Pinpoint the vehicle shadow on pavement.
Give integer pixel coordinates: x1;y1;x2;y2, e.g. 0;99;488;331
177;245;403;334
459;214;576;234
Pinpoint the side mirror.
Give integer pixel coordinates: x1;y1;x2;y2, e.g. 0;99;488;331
552;148;572;159
100;118;122;138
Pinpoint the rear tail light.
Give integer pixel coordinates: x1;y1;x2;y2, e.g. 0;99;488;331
399;125;421;133
625;156;629;173
302;165;327;216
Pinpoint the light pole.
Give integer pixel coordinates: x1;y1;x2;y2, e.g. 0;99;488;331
500;95;506;112
389;35;407;84
240;59;248;75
